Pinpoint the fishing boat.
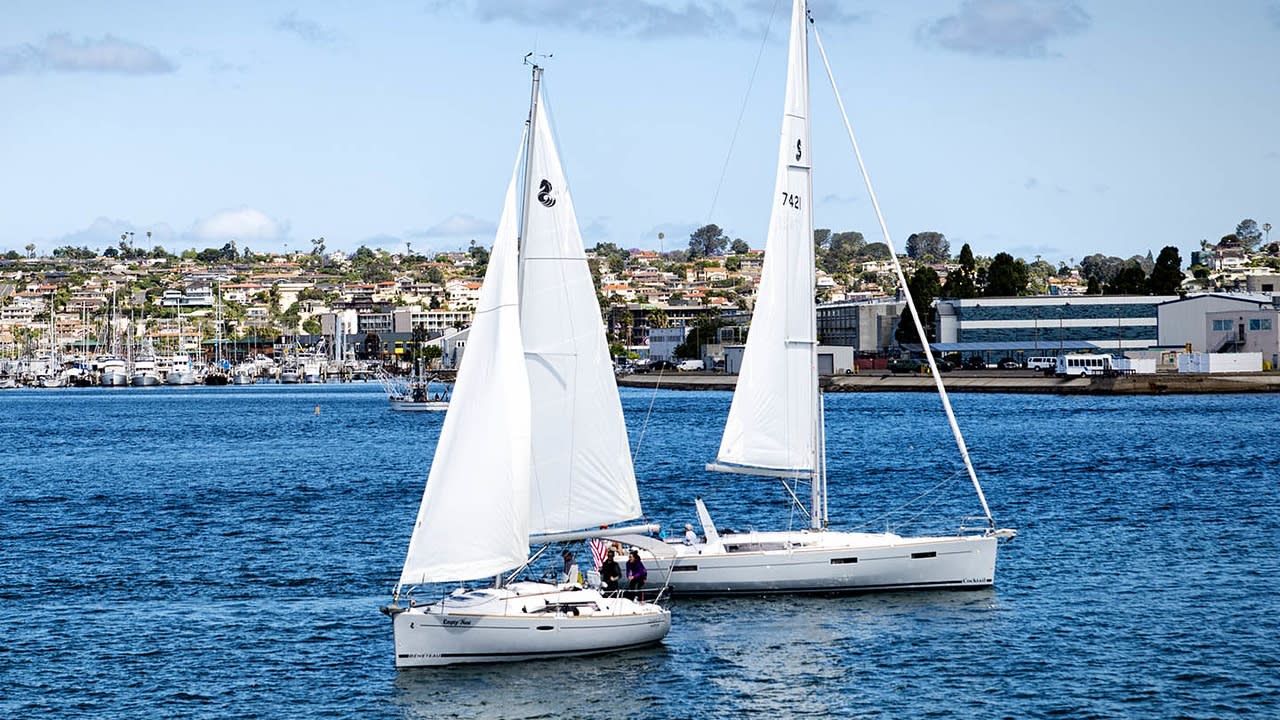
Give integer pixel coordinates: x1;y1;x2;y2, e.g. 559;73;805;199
381;61;670;667
384;363;451;412
632;0;1015;596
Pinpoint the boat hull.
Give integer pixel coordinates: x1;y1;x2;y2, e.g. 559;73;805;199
100;371;128;387
390;584;670;668
642;531;997;596
389;400;449;412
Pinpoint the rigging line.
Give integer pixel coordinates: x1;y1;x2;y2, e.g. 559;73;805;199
810;19;995;527
848;470;963;531
703;0;782;226
631;364;679;469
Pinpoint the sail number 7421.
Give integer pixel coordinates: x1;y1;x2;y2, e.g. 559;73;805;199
780;192;802;210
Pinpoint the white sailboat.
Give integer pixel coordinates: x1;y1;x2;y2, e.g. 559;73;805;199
634;0;1015;595
382;62;671;667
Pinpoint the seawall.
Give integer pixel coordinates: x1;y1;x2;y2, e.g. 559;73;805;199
617;370;1280;394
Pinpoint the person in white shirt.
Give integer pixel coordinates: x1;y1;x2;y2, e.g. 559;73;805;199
559;549;580;585
684;523;698;545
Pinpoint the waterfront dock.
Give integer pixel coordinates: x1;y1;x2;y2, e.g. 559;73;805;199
618;370;1280;394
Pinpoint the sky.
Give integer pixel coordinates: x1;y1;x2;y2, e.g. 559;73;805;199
2;0;1279;266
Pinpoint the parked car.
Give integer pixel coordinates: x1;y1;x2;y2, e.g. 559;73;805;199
889;357;952;374
997;358;1022;369
887;358;921;374
677;359;705;371
634;359;678;373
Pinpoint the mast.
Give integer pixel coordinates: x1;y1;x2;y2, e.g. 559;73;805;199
517;61;542;288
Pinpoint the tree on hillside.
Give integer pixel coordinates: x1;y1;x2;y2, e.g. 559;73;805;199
894;266;941;346
1105;262;1147;294
591;242;629;274
905;231;949;261
1236;219;1263;250
688;224;728;258
1147;246;1185;295
983;252;1029;296
822;230;865;272
730;238;750;255
861;242;891;260
941;243;979;298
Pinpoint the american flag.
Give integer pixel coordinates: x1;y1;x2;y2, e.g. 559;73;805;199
589;538;609;570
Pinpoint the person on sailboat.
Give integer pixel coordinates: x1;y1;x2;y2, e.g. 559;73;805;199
600;550;622;594
626;549;648;599
559;550;581;586
683;523;698;545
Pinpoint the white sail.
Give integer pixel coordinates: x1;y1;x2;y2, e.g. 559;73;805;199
398;141;532;586
714;0;818;477
521;89;642;534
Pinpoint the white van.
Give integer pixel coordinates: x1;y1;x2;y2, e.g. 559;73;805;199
677;359;705;371
1026;356;1057;371
1055;354;1113;377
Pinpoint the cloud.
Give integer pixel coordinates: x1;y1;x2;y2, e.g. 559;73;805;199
191;207;288;244
919;0;1090;58
0;34;176;75
51;218;179;251
410;214;496;239
427;1;865;38
276;11;339;46
434;0;737;37
579;217;611;244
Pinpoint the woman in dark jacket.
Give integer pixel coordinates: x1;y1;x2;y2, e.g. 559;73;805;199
625;549;647;599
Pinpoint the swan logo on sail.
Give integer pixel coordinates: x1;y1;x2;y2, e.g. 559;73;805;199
537;179;556;207
795;139;803;161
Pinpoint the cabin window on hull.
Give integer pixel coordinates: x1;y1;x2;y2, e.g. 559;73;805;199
671;565;698;573
911;551;937;559
830;557;858;565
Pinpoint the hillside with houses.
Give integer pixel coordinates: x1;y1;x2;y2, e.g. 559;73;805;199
2;218;1278;386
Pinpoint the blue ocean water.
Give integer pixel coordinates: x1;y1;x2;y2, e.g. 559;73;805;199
2;383;1277;718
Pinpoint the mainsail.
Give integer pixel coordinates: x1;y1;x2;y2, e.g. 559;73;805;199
521;86;642;534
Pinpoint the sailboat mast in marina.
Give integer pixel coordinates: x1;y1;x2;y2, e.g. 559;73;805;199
634;0;1015;596
382;61;670;668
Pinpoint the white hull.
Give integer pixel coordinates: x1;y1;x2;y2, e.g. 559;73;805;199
100;371;128;386
389;399;449;412
641;530;997;596
165;371;197;385
130;374;161;387
279;371;301;384
232;374;256;385
390;582;670;668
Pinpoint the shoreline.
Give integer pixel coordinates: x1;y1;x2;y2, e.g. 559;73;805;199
618;370;1280;395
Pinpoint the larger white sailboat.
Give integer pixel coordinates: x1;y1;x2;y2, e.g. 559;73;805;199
634;0;1015;596
382;62;671;667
